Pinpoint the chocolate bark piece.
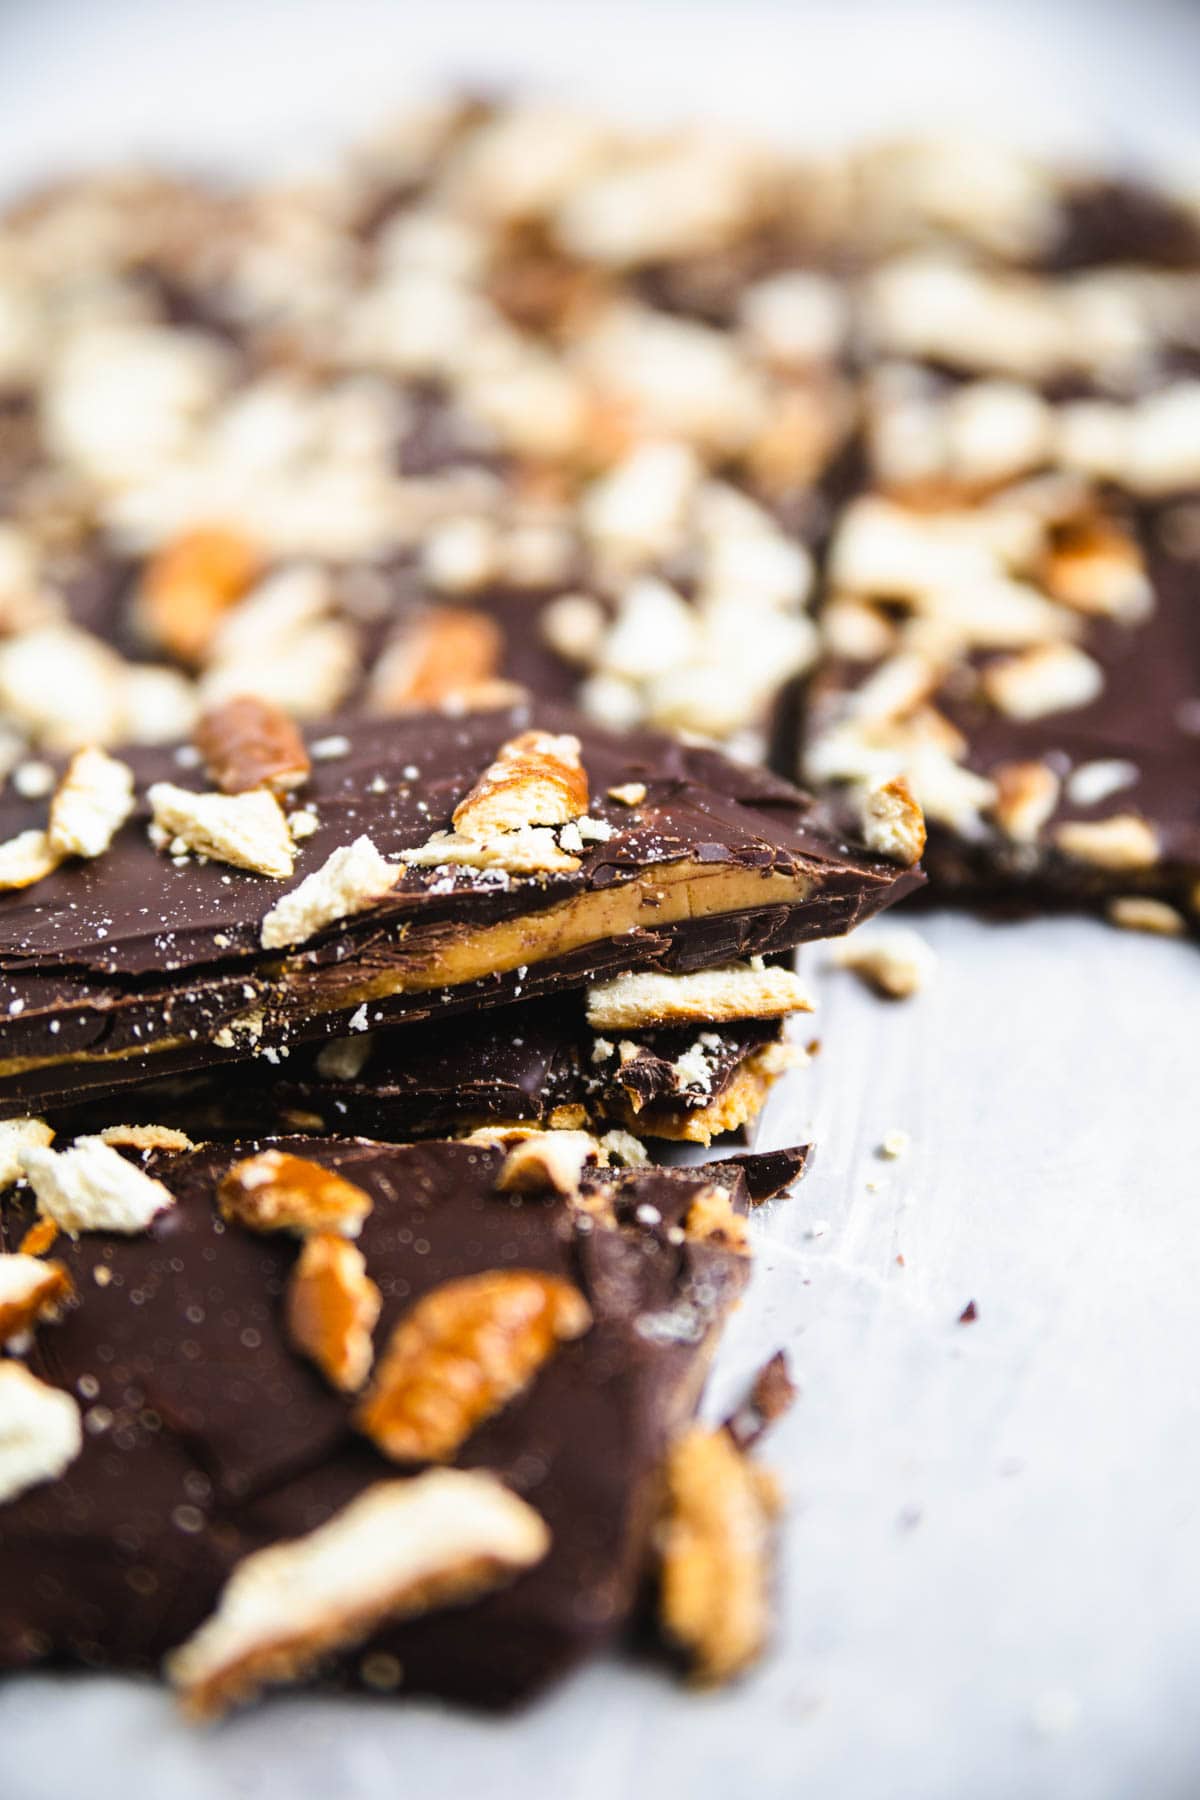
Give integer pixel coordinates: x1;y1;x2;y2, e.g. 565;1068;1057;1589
0;704;919;1117
802;487;1200;928
65;1000;795;1147
0;1135;776;1707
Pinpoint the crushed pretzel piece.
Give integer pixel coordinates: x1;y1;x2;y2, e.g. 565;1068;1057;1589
219;1150;373;1238
452;729;588;839
989;759;1062;844
47;747;135;860
195;697;311;797
138;528;260;665
1106;896;1187;937
496;1131;600;1195
658;1427;780;1685
0;828;61;891
148;782;295;879
683;1185;749;1254
404;825;581;875
834;926;936;1000
607;781;647;807
586;963;813;1031
0;1118;53;1189
20;1138;175;1236
980;642;1104;721
356;1270;591;1462
368;609;504;712
1053;812;1160;871
166;1472;549;1718
96;1124;196;1153
855;775;926;866
260;834;400;950
18;1218;58;1258
287;1234;382;1393
0;1254;74;1346
0;1362;82;1507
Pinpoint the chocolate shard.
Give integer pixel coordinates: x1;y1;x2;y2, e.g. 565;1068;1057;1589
723;1350;798;1454
0;1135;753;1708
0;704;919;1117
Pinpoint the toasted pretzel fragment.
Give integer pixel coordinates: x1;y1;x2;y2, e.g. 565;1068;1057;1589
368;609;504;712
219;1150;373;1238
20;1138;175;1236
148;782;295;879
1053;812;1159;871
96;1124;196;1153
287;1234;382;1392
138;527;260;664
980;642;1104;721
0;1363;83;1507
195;696;311;796
855;775;926;866
47;747;136;859
586;963;813;1031
260;835;400;949
834;926;936;1000
356;1270;591;1462
1106;896;1187;937
0;1254;74;1345
0;828;61;891
166;1472;549;1718
496;1130;599;1195
0;1118;53;1189
683;1185;749;1253
658;1427;780;1685
404;825;581;875
989;759;1061;844
452;729;588;839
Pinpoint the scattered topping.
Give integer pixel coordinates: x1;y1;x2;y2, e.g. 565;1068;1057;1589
96;1124;196;1153
0;1118;53;1189
0;828;61;891
218;1150;373;1238
683;1185;749;1254
880;1129;911;1160
166;1472;549;1718
980;642;1104;722
586;962;813;1031
314;1035;375;1082
607;781;647;807
658;1427;780;1685
137;528;260;665
195;696;311;796
0;1255;74;1346
496;1131;599;1195
287;1234;382;1393
260;835;400;950
0;1363;82;1507
356;1270;591;1463
1105;896;1186;937
368;608;503;712
1053;812;1159;871
47;747;135;859
1064;758;1138;809
990;759;1061;844
20;1138;175;1236
452;729;588;839
148;782;295;879
834;926;936;1000
855;776;926;866
404;824;580;875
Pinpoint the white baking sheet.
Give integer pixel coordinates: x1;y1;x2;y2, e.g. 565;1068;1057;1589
2;5;1199;1796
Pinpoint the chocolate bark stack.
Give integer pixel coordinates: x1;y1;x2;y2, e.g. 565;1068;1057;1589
1;98;1198;1719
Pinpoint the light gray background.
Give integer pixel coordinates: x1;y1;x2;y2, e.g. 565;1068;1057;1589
1;5;1199;1796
